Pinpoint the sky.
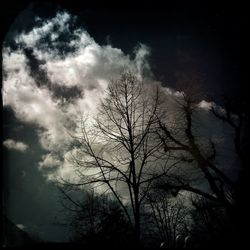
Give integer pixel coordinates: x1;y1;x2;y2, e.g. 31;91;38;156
1;1;244;242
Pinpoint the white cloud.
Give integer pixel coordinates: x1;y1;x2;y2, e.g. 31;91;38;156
15;12;71;48
3;11;152;157
16;224;26;230
38;153;61;169
3;10;238;185
198;100;213;110
3;139;29;152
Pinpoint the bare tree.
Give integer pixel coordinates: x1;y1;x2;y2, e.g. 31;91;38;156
211;96;249;170
210;96;250;248
59;71;174;246
146;191;189;248
58;188;132;246
156;81;236;209
189;195;230;246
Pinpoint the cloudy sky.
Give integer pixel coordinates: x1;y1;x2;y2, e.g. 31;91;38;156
2;1;243;242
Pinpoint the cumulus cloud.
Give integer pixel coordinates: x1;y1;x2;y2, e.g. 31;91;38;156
38;153;61;169
16;224;26;230
3;9;237;186
3;10;153;175
3;139;29;152
198;100;213;110
15;12;71;48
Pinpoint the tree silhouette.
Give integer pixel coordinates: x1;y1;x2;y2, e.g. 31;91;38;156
146;191;189;248
61;189;132;247
58;71;176;246
155;79;246;247
57;71;246;247
156;82;236;209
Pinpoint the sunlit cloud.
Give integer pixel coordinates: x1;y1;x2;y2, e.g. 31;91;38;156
3;10;237;185
3;11;154;178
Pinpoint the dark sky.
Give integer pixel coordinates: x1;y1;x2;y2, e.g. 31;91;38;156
1;0;247;242
1;1;246;100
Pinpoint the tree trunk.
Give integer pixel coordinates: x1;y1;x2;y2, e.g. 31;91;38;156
134;204;141;248
133;182;141;248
